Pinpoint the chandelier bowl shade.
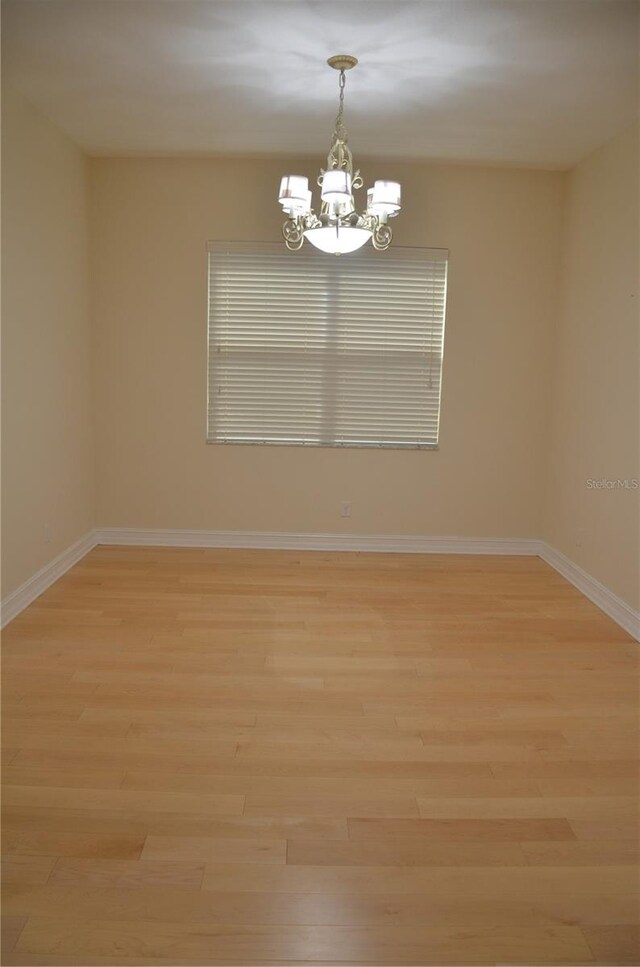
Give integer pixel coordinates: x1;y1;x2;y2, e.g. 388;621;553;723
303;225;372;255
278;56;401;255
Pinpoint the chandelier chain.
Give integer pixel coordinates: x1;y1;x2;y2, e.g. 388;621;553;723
334;69;347;143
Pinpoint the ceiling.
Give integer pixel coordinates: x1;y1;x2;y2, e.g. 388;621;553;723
2;0;638;168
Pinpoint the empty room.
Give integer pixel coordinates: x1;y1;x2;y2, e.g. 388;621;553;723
1;1;639;964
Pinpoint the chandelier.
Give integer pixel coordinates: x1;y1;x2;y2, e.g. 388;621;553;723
278;55;402;256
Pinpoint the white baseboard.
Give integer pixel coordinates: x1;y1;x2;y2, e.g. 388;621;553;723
94;527;541;556
1;530;98;629
539;542;640;642
3;527;637;642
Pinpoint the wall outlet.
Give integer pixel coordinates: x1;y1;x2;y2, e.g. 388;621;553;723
575;529;583;547
340;500;352;518
44;524;52;544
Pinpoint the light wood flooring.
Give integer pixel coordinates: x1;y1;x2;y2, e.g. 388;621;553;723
1;546;639;966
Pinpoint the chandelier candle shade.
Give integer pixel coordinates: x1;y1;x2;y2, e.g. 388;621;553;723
278;55;402;255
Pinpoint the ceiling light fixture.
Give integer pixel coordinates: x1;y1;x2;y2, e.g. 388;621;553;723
278;55;402;256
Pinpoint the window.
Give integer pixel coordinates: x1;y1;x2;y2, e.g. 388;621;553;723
207;242;448;449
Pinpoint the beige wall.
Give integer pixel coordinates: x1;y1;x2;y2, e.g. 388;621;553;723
1;86;94;596
544;125;640;610
91;157;563;538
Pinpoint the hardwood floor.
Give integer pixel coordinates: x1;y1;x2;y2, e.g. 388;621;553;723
2;546;638;966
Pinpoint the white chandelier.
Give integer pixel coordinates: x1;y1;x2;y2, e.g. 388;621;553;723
278;55;402;256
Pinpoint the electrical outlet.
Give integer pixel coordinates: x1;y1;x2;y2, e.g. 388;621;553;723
575;529;583;547
340;500;352;518
44;524;52;544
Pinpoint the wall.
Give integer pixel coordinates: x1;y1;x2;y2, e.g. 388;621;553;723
91;156;563;539
1;86;94;596
544;125;639;610
3;100;636;614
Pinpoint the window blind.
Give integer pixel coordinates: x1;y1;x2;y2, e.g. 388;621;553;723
207;242;448;449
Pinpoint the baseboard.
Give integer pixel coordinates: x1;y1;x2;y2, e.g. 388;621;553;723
539;542;640;642
94;527;541;556
1;530;98;629
4;527;637;642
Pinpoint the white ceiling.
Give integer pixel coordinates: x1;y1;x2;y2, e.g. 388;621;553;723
2;0;638;168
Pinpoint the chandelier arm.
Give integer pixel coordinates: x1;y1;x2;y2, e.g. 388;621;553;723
371;221;393;251
285;235;305;252
282;217;304;248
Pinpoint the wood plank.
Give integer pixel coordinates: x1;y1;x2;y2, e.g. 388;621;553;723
0;954;212;965
286;838;527;867
419;728;567;748
582;924;640;964
50;859;205;889
80;706;258;727
1;915;28;957
201;863;638;896
141;835;287;864
1;856;57;886
2;806;349;842
491;760;640;779
416;796;637;820
2;767;126;790
535;777;640;797
14;916;595;964
347;817;576;841
2;786;245;816
521;840;639;865
237;740;541;761
120;769;539;798
4;883;638;928
2;830;145;860
244;796;420;818
569;819;640;841
2;732;239;757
